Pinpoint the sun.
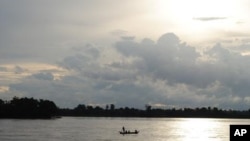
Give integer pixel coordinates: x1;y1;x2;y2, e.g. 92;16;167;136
154;0;235;21
150;0;240;44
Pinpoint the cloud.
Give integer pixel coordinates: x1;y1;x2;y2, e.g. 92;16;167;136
14;65;26;74
115;33;200;86
0;0;148;64
0;66;7;72
113;33;250;109
0;0;250;110
2;33;250;110
193;17;227;21
31;72;54;81
121;36;135;41
110;29;128;36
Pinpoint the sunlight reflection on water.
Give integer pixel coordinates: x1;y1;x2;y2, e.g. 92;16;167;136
177;118;221;141
0;117;249;141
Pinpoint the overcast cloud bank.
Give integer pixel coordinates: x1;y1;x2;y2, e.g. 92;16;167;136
1;33;249;110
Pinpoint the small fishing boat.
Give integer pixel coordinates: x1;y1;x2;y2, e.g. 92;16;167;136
119;130;139;135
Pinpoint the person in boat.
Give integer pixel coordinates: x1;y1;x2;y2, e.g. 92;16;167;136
122;126;125;132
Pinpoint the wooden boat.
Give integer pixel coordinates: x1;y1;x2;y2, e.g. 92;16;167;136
119;130;139;135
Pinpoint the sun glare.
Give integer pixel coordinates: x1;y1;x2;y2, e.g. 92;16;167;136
154;0;235;21
151;0;242;43
179;118;220;141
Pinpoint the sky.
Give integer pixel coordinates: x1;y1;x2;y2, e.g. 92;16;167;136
1;0;250;110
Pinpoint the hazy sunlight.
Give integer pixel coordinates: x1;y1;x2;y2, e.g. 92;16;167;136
151;0;244;43
178;118;220;141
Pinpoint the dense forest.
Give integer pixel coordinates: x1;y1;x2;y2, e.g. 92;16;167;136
1;97;250;119
0;97;58;119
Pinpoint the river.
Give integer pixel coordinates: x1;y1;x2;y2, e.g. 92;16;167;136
0;117;249;141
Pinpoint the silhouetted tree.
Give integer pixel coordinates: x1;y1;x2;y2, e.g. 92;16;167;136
145;104;152;111
110;104;115;111
105;104;109;110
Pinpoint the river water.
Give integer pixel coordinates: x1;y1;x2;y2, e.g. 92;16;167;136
0;117;249;141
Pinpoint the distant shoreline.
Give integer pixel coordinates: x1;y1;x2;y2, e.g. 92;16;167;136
59;104;250;119
59;116;250;119
1;97;250;119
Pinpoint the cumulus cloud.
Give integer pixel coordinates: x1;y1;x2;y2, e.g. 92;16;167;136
116;33;200;86
3;33;250;109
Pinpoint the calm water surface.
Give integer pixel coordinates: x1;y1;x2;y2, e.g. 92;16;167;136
0;117;249;141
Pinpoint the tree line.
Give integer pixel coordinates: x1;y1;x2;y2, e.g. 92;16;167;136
0;97;58;119
1;97;250;119
60;104;250;118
